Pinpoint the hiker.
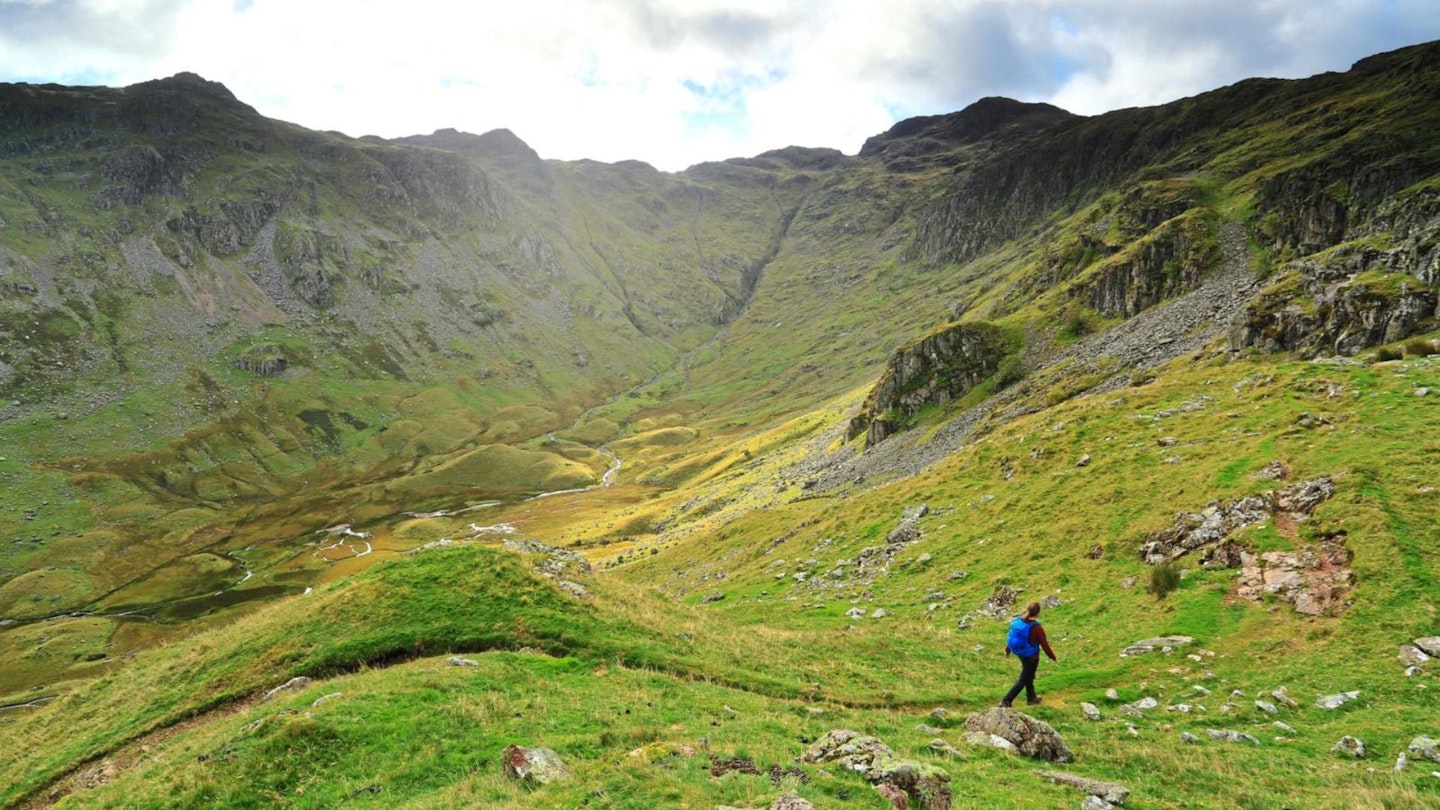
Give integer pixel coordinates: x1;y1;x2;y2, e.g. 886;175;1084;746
1000;601;1057;707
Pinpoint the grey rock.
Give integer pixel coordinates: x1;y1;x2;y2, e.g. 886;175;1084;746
1396;752;1410;772
872;608;891;619
1409;735;1440;763
1081;796;1115;810
1120;636;1195;657
501;744;572;784
447;656;479;667
1315;691;1360;710
1414;637;1440;657
1332;736;1366;758
1180;732;1200;744
1081;702;1101;721
260;676;312;703
917;723;942;735
964;707;1073;762
1033;770;1129;805
1400;644;1431;667
1104;688;1121;701
1254;700;1278;715
1076;454;1092;467
1271;686;1299;708
1273;722;1297;736
1206;729;1260;745
770;794;815;810
311;692;343;707
1130;697;1159;711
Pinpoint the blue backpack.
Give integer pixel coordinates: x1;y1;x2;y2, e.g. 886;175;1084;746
1007;617;1039;657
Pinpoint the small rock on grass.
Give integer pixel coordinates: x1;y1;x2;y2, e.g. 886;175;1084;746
447;656;479;667
1315;691;1360;710
1082;797;1116;810
769;794;815;810
260;676;311;702
1332;736;1366;758
1081;703;1101;721
501;745;572;784
1033;770;1129;805
1206;729;1260;746
1410;735;1440;763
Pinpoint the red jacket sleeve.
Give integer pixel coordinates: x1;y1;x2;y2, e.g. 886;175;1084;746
1031;623;1057;660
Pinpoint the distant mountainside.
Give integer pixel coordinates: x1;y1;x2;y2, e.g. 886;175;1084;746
3;40;1440;810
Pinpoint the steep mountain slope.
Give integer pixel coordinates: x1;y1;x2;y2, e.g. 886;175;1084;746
2;40;1440;810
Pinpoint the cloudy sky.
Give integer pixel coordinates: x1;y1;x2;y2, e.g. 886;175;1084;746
1;0;1437;170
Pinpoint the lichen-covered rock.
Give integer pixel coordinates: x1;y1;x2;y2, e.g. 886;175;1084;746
769;794;815;810
1408;735;1440;763
501;744;572;784
1332;736;1366;758
963;708;1073;762
801;729;952;810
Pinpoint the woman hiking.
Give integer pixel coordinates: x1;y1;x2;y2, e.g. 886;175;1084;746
1000;601;1057;707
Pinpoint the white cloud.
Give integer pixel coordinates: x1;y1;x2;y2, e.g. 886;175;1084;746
0;0;1437;169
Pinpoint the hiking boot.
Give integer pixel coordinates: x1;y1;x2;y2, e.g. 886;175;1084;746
999;700;1013;708
1026;697;1043;706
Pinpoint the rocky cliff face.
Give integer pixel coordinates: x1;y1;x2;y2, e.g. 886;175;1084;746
847;322;1008;446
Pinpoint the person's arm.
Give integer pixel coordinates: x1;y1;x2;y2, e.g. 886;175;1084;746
1031;623;1057;661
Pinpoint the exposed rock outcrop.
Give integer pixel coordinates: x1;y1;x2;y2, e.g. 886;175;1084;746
801;730;952;810
1074;211;1218;318
1139;477;1334;565
848;322;1008;446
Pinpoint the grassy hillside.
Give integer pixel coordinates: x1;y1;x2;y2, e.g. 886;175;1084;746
3;40;1440;810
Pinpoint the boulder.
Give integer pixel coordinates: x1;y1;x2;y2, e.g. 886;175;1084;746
1033;770;1129;804
1180;732;1200;744
801;730;951;810
501;744;572;784
260;676;312;703
963;708;1073;762
447;656;479;667
1206;729;1260;745
1315;691;1360;710
1255;701;1278;715
1409;735;1440;763
1081;703;1102;721
1399;644;1431;667
1082;797;1116;810
770;795;815;810
1273;722;1297;736
1271;686;1299;708
1332;736;1366;758
1414;637;1440;657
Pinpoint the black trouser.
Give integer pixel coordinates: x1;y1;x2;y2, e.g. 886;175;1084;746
1003;654;1040;705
